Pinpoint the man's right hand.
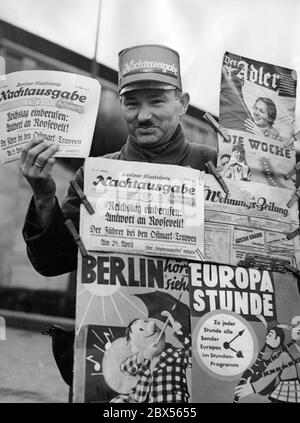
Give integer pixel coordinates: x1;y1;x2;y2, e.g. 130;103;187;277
19;137;59;228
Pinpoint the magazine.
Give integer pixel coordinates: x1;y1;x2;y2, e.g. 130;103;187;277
218;52;297;188
73;252;191;403
189;262;300;403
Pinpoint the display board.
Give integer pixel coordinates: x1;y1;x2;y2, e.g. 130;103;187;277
71;52;300;403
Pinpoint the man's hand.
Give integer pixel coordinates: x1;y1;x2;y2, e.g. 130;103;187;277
19;137;59;227
234;378;254;399
161;310;182;333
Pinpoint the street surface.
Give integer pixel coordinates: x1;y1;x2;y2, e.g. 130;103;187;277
0;327;69;403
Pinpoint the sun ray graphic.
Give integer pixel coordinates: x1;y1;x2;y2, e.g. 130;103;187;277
110;294;124;325
117;290;148;316
101;295;106;321
77;287;87;296
76;293;95;336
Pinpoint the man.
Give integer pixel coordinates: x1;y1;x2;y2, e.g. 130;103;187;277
21;44;216;276
234;322;300;403
221;141;251;181
220;153;230;166
218;153;230;171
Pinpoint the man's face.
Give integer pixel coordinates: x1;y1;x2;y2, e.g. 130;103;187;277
266;329;280;348
221;155;230;167
121;89;187;147
236;150;245;162
233;149;245;162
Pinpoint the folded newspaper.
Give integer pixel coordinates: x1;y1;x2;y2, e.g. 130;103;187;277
80;157;205;261
204;174;300;272
0;70;101;163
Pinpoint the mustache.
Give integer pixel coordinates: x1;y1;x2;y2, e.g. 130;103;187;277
136;121;154;128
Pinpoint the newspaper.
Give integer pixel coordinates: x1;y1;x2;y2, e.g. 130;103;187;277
218;52;297;188
73;252;191;403
204;174;300;272
80;157;205;261
189;262;300;403
0;70;101;163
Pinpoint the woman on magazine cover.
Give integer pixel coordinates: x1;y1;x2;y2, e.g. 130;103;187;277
244;97;283;141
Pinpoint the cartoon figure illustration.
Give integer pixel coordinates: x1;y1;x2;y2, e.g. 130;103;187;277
270;316;300;402
110;310;191;403
221;142;251;181
234;316;300;403
244;97;283;141
218;153;231;171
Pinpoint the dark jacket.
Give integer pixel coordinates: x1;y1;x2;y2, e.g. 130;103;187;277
23;125;216;276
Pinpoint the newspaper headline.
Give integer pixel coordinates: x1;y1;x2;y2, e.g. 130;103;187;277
0;70;101;163
80;157;205;261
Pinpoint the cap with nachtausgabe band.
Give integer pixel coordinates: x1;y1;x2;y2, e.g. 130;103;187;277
118;44;182;94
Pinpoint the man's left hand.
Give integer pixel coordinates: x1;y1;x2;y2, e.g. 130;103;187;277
161;310;182;332
234;377;254;399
